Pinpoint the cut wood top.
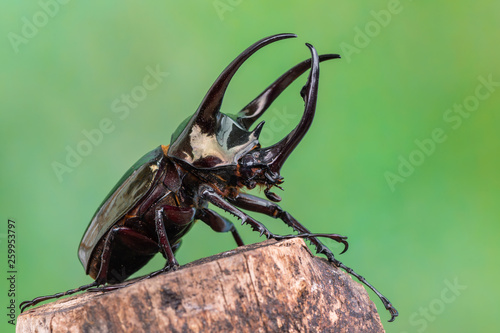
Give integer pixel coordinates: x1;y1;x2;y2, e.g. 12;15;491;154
17;238;385;333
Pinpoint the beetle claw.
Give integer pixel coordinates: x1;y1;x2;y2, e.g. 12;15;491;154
339;241;349;254
386;302;399;322
168;264;179;272
19;301;34;313
318;234;349;254
159;262;179;274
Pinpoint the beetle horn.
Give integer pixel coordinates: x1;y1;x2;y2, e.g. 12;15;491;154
236;54;340;130
261;43;320;174
191;33;297;133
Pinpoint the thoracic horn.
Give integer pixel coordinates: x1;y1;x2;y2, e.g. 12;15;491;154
172;33;296;140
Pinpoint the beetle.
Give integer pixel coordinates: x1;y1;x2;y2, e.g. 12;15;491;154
20;33;397;321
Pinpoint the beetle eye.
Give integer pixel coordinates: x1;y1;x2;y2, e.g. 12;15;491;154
240;154;254;167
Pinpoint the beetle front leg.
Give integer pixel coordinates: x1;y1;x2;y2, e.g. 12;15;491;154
229;192;398;322
199;186;334;242
229;192;348;255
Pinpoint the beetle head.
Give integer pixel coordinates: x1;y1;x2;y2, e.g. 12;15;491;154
168;34;338;199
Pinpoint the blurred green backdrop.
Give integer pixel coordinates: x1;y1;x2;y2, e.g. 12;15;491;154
1;1;499;332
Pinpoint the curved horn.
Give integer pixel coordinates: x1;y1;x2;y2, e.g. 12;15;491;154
237;54;340;130
193;33;297;133
261;43;320;173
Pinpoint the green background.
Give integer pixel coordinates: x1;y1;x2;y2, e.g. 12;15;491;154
1;1;499;332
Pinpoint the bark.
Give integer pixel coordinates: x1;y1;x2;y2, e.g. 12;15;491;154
17;238;385;333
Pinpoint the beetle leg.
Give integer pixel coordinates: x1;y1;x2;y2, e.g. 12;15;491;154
229;192;348;254
199;186;328;242
229;192;399;322
98;207;184;287
19;280;100;313
115;207;189;283
197;208;244;246
19;224;155;311
91;244;184;293
199;185;279;239
155;207;180;270
94;225;159;283
94;226;123;283
99;206;195;288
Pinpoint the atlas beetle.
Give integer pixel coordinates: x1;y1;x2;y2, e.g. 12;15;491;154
20;33;398;321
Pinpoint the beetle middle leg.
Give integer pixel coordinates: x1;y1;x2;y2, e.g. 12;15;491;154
132;204;197;281
197;208;244;246
154;207;182;270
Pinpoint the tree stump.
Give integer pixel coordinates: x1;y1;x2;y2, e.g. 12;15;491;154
17;238;385;332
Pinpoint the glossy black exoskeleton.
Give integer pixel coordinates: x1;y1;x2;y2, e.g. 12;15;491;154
20;33;397;321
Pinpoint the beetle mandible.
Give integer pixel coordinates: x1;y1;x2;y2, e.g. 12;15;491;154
20;33;398;321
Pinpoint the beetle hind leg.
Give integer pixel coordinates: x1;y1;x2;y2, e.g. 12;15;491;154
102;205;197;288
91;225;159;284
87;216;186;293
19;280;100;313
19;224;160;312
99;207;188;290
